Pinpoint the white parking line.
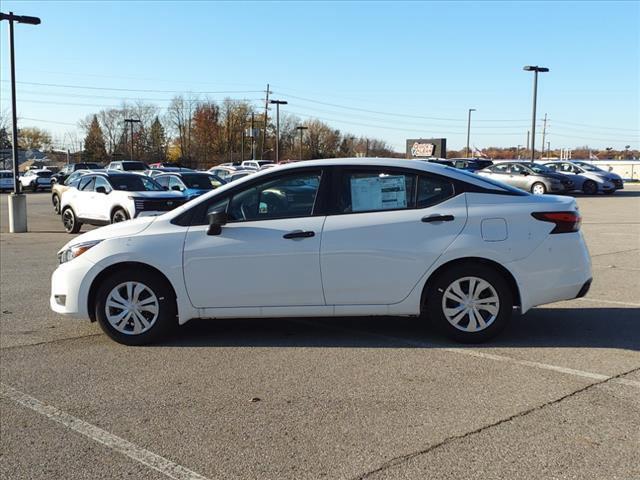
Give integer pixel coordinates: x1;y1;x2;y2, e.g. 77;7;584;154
292;320;640;389
0;383;211;480
575;297;640;307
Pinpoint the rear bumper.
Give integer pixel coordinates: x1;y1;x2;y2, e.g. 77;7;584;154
507;231;592;313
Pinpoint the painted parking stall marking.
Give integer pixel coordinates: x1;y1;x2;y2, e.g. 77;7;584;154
0;383;212;480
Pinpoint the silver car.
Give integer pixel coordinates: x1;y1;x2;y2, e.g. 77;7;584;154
543;161;622;195
476;162;572;195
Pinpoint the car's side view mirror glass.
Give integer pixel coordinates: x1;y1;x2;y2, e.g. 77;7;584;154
521;171;529;176
207;211;228;236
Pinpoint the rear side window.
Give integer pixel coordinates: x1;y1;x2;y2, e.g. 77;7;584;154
417;176;455;208
338;170;416;213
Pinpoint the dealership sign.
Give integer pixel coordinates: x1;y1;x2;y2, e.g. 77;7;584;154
410;142;435;157
406;138;447;159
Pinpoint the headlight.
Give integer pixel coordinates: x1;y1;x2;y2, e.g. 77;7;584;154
58;240;102;264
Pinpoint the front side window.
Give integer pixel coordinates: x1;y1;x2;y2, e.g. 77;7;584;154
79;176;95;191
339;170;415;214
228;171;322;221
491;163;510;173
169;176;185;191
94;176;112;193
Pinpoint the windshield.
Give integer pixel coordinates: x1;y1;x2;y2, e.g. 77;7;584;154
526;163;554;174
182;174;219;189
573;161;603;172
76;163;100;169
108;174;164;191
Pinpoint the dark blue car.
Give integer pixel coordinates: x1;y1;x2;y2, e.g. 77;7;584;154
154;172;226;200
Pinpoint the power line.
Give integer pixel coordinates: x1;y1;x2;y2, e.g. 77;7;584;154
0;79;265;95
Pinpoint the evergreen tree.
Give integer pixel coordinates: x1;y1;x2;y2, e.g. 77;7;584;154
148;116;167;161
83;115;107;162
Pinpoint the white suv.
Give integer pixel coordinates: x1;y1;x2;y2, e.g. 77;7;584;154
241;160;275;170
60;171;185;233
19;169;53;191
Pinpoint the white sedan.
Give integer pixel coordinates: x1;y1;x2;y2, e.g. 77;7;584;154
50;158;592;345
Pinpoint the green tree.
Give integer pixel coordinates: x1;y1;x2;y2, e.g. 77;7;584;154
83;115;108;162
148;116;167;162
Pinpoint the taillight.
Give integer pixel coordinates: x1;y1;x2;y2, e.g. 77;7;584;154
531;211;581;233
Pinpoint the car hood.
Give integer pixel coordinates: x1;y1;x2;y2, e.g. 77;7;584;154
596;172;621;181
58;216;157;252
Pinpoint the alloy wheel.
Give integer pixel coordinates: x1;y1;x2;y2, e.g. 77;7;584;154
105;281;159;335
62;209;74;230
441;276;500;332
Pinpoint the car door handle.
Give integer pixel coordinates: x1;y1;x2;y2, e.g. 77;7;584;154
283;230;315;239
422;215;455;223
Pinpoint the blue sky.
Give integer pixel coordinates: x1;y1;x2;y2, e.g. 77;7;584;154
1;0;638;152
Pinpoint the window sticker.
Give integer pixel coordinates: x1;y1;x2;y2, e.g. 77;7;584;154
350;175;407;212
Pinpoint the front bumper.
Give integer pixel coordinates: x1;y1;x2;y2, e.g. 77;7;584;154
50;255;96;318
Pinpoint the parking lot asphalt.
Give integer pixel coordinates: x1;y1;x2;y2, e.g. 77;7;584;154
1;188;639;480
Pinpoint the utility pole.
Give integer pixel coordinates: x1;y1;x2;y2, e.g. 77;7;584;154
296;126;308;161
523;65;549;162
366;138;370;157
466;108;476;158
260;84;271;160
251;112;256;160
124;118;140;160
540;113;548;160
2;10;41;233
547;141;550;159
526;130;530;152
516;145;522;159
269;99;287;163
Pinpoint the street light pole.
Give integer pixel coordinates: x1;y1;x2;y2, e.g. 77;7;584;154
466;108;476;158
295;126;308;161
1;10;41;233
269;100;287;162
124;118;140;160
517;145;522;159
523;65;549;162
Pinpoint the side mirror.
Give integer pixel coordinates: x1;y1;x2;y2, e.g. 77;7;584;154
96;186;108;194
207;211;228;236
171;185;182;192
521;171;529;176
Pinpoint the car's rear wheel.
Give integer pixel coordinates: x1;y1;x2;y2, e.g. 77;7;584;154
531;182;546;195
62;207;82;233
111;208;129;224
582;180;597;195
52;194;61;214
424;263;513;343
95;270;177;345
31;182;38;192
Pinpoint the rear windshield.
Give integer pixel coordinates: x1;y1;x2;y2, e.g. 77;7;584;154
182;174;218;189
446;167;530;195
36;171;53;178
107;174;164;191
76;163;100;170
121;162;149;171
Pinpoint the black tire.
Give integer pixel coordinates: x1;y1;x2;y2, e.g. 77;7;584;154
530;182;547;195
31;182;38;192
111;208;129;224
95;269;177;345
582;180;597;195
52;194;61;214
424;263;513;343
62;207;82;234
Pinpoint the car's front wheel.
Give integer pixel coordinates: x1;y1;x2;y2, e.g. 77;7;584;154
95;269;177;345
111;208;129;224
31;182;38;192
61;207;82;233
531;182;546;195
582;180;597;195
425;263;513;343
